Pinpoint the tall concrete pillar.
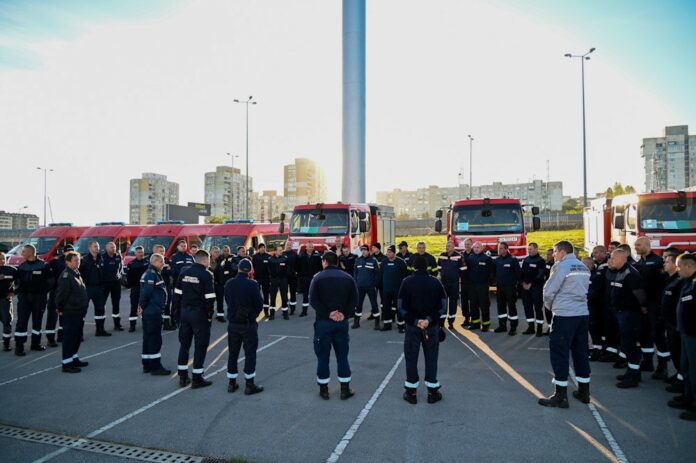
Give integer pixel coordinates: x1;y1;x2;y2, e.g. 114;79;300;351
342;0;366;203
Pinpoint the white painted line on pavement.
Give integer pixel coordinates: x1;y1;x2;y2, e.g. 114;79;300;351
569;367;628;463
20;350;59;367
31;336;289;463
528;347;550;351
326;353;404;463
267;334;311;339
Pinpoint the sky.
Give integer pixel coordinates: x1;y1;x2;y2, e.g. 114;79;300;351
1;0;695;225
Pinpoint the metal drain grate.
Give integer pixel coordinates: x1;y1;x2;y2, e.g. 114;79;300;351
0;424;204;462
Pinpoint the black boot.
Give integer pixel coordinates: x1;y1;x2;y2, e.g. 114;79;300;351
150;364;171;376
319;384;329;400
72;357;89;367
179;374;191;388
467;322;481;331
507;320;518;336
163;318;175;331
282;310;289;321
289;305;296;316
616;370;641;389
245;378;264;395
351;316;360;329
228;379;239;393
129;320;136;332
373;316;381;331
481;323;490;333
572;382;591;404
640;354;654;372
460;318;471;329
403;387;417;405
46;334;58;348
397;324;405;334
15;343;26;356
535;323;544;337
95;319;112;337
652;358;669;380
589;349;601;362
380;322;393;332
299;306;308;317
666;380;685;394
2;337;10;352
191;374;212;389
612;357;628;369
538;385;569;408
216;315;226;323
522;324;536;335
447;319;454;329
263;307;269;318
62;364;81;373
113;317;124;332
30;343;46;351
494;319;507;333
427;387;442;404
340;382;355;400
269;309;275;321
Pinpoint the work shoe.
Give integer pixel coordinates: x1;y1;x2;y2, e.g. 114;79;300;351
535;324;544;337
572;382;591;404
612;358;628;369
351;317;360;329
667;395;693;410
589;349;601;362
2;339;10;352
228;379;239;393
380;323;392;332
179;375;191;388
373;316;381;331
494;321;507;333
319;384;330;400
616;370;642;382
299;307;308;317
447;320;454;330
191;376;212;389
467;322;481;331
522;324;536;335
679;409;696;421
289;306;296;316
616;375;640;389
403;388;417;405
507;322;518;336
652;360;669;381
269;309;276;321
62;365;81;373
150;367;171;376
15;345;26;356
245;378;264;395
72;358;89;368
95;330;112;337
282;311;289;321
665;373;679;385
216;315;226;323
30;344;46;351
640;355;654;372
263;307;269;318
340;382;355;400
129;321;136;332
427;388;442;404
481;324;490;333
47;339;58;348
538;385;569;409
666;381;684;394
95;320;112;337
599;351;618;363
113;317;124;331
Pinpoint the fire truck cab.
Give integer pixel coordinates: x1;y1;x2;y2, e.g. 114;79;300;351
435;197;540;259
7;223;89;265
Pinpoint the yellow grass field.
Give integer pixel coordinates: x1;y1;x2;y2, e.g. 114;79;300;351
396;229;585;255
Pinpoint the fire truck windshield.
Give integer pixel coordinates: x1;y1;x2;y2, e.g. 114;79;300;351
202;235;246;252
639;198;696;232
290;210;349;236
452;204;523;235
20;237;58;255
127;236;174;256
74;236;113;254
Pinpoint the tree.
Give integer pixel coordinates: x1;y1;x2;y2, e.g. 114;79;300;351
605;187;614;198
562;198;579;211
207;216;226;224
420;212;431;220
625;185;636;194
612;182;625;196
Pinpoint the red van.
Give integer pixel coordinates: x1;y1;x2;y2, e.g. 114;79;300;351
7;224;89;265
123;221;213;265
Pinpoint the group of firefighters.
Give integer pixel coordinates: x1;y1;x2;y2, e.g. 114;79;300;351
1;234;695;419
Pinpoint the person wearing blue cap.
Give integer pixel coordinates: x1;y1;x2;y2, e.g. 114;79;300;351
225;258;264;395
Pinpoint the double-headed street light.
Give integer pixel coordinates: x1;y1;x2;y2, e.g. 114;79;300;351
233;96;257;220
565;47;595;208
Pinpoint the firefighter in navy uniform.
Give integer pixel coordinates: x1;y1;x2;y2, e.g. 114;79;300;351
225;258;264;395
494;242;521;335
398;254;447;405
170;240;194;327
14;244;53;355
297;242;323;317
520;242;546;336
0;252;18;352
152;244;175;331
606;248;648;389
283;242;299;315
466;242;494;332
372;243;388;316
415;241;438;277
662;252;686;393
398;241;413;274
438;241;466;329
214;245;234;323
380;245;408;332
353;245;380;329
587;246;612;360
633;237;669;379
102;242;123;331
123;246;149;332
668;253;696;421
47;245;71;344
309;251;358;400
268;244;290;320
138;253;171;375
55;251;89;373
80;241;110;336
173;250;216;389
459;238;474;328
251;243;271;317
339;246;356;275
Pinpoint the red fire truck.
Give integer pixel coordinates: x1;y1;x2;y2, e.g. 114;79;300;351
7;223;89;265
73;222;146;255
123;222;213;265
583;190;696;254
280;203;396;252
435;197;541;259
202;221;287;253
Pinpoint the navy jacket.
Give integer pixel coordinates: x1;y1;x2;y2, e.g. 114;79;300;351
438;251;466;284
381;257;408;293
268;254;289;279
633;252;664;302
466;252;494;285
16;258;53;295
215;255;236;286
354;255;379;289
139;268;167;316
309;266;358;320
101;252;122;284
282;250;298;278
49;255;67;289
414;252;439;277
170;252;194;282
173;262;216;319
662;273;684;327
224;273;264;324
339;253;356;275
606;264;646;312
124;258;148;289
54;268;88;315
587;261;607;306
494;253;521;286
397;270;447;326
677;275;696;336
521;254;546;286
79;253;104;287
251;252;271;281
398;251;413;275
0;265;18;297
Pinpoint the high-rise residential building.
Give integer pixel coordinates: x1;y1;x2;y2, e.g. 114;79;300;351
129;173;179;224
0;211;40;229
642;125;696;192
283;158;327;209
253;190;286;223
204;166;253;221
376;180;563;219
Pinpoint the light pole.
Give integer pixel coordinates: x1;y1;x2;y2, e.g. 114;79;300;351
36;167;54;227
468;135;474;198
226;153;240;220
565;47;595;207
233;96;257;220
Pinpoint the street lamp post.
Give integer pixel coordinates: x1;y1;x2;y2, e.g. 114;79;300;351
233;96;257;220
226;153;240;220
565;47;595;208
36;167;54;227
468;135;474;198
